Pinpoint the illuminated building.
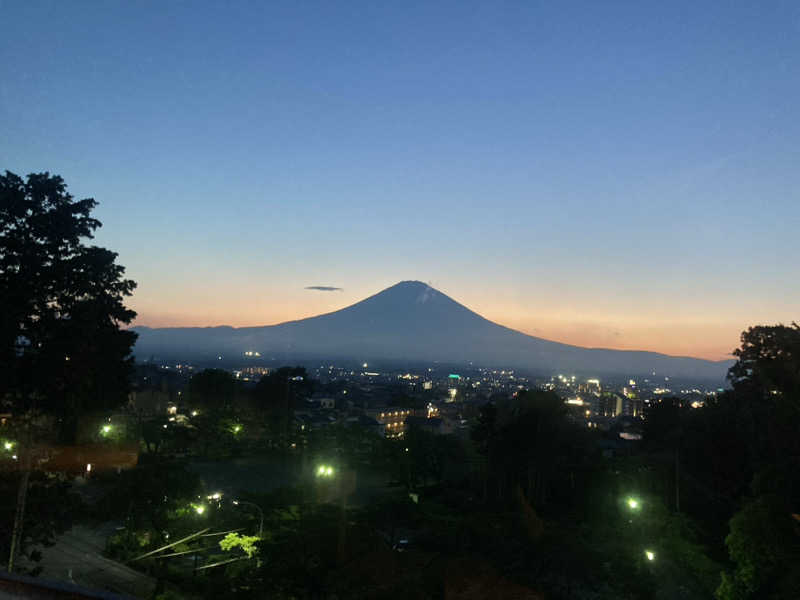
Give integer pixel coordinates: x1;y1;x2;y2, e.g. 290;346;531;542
367;408;418;438
598;393;624;417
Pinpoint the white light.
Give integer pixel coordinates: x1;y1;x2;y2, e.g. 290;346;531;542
86;463;92;472
645;550;655;561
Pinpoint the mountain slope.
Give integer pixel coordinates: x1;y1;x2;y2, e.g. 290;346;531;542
133;281;731;380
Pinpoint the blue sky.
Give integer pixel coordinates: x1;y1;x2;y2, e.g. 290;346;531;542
2;1;798;359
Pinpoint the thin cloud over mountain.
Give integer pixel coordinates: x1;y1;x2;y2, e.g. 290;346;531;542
305;286;343;292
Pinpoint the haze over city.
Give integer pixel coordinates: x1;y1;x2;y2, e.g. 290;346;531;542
3;1;799;361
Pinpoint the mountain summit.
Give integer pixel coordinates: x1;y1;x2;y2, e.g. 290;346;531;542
134;280;730;380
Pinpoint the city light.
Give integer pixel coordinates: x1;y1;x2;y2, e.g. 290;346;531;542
232;424;242;434
3;441;13;451
627;497;640;510
645;550;655;561
194;504;206;515
100;424;112;436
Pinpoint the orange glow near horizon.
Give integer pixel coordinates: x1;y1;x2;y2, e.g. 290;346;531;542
130;291;746;362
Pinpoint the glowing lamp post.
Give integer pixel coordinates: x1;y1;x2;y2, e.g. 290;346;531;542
626;497;640;510
316;464;335;478
233;500;264;537
645;549;655;561
193;504;206;516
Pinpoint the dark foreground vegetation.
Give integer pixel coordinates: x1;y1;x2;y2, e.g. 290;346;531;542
2;172;799;599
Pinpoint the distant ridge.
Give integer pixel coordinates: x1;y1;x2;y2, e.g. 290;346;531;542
133;280;731;381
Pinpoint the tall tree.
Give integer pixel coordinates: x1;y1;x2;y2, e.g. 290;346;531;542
184;368;241;457
186;368;238;410
715;324;800;600
254;367;311;445
0;170;137;441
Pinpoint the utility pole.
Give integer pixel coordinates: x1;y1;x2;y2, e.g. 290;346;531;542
675;445;681;513
7;426;32;573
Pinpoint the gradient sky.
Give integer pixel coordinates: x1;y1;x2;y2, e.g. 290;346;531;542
2;1;798;361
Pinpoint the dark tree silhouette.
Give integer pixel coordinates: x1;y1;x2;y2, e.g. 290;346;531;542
715;324;800;600
0;170;137;442
254;367;311;445
186;368;238;410
185;368;240;457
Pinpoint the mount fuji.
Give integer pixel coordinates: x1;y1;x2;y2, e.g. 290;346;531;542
133;280;731;381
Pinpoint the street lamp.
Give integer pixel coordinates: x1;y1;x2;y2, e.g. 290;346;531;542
626;497;640;510
645;549;655;561
316;464;334;478
101;424;112;436
193;504;206;515
233;500;264;537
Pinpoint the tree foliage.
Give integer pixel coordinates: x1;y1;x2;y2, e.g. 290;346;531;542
186;369;238;410
717;495;800;600
713;324;800;599
254;367;311;444
0;171;137;442
472;390;589;507
219;532;260;558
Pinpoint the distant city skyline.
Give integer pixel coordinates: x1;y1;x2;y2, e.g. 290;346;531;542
2;1;798;362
